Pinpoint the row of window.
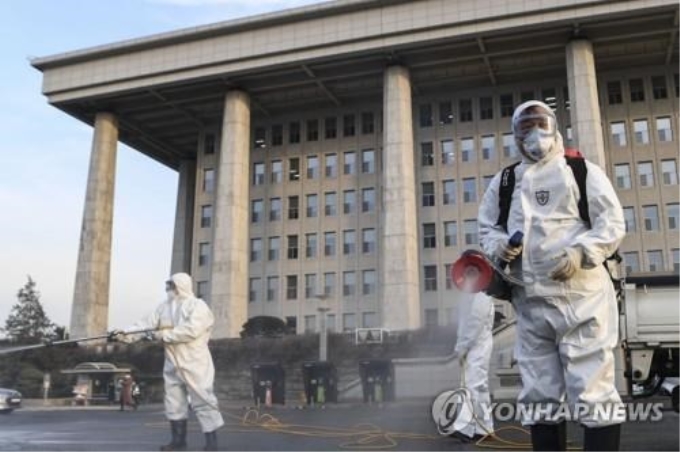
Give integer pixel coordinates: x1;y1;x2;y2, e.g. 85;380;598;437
199;169;678;230
252;150;376;185
417;87;566;127
605;74;679;106
248;270;378;302
614;159;678;190
623;203;679;234
297;311;378;333
198;190;376;229
198;219;484;267
254;113;378;148
242;246;680;304
422;221;479;249
609;117;675;147
196;180;491;229
202;113;378;153
622;249;680;274
247;229;377;262
419;135;520;166
198;75;678;156
201;201;679;265
249;189;377;223
199;115;675;197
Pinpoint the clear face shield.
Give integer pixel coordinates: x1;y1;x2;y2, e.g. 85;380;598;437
512;112;557;141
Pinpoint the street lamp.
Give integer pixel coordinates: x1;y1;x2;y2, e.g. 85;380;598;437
315;294;331;362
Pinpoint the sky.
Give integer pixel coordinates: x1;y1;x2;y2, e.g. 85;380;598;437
0;0;322;334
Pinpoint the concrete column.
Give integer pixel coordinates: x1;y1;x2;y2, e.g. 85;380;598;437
210;90;250;338
566;39;606;168
70;112;118;339
381;65;421;331
170;159;196;274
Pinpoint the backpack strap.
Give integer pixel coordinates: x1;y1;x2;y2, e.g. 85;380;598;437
496;162;521;233
565;156;590;227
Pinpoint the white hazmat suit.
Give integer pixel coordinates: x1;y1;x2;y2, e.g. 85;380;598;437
454;292;495;439
116;273;223;450
478;101;625;450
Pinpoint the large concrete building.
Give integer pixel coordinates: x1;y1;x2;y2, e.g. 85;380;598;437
32;0;679;339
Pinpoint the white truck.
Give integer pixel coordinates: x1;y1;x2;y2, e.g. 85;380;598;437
621;274;680;412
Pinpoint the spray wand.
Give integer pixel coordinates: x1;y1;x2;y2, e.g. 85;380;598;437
0;328;166;356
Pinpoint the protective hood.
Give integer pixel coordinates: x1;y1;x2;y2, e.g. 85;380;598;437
170;272;196;300
512;100;564;164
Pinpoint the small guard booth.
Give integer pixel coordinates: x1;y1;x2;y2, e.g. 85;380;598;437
250;362;286;406
301;361;338;405
359;359;395;403
61;362;131;405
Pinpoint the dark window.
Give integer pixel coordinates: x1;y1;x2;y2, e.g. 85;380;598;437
286;276;298;300
459;98;473;122
288;196;299;220
500;94;514;117
419;104;433;127
439;101;453;125
343;114;355;137
652;76;668;100
424;265;437;291
422;182;435;207
204;133;216;154
361;112;374;134
629;79;645;102
253;127;266;148
272;124;283;146
520;91;534;103
289;121;301;143
607;81;622;105
287;235;299;260
289;158;300;181
421;142;434;166
423;223;436;249
479;97;493;120
325;117;337;139
307;119;319;141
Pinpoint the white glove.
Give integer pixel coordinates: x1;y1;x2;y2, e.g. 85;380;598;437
495;241;523;263
549;247;582;281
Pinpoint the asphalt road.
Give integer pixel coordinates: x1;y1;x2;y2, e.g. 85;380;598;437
0;399;677;451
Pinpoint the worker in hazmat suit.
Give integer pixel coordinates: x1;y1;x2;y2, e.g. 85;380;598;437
109;273;224;451
478;100;626;451
452;291;495;442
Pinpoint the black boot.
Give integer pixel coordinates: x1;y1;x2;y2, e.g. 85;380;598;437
530;422;567;451
583;424;620;451
204;430;218;451
160;420;187;451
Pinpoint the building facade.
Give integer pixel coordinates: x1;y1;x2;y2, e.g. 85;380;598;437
32;0;679;339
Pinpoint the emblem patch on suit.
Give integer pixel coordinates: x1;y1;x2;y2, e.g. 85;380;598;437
535;190;550;206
